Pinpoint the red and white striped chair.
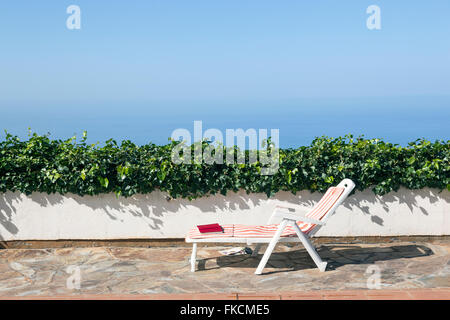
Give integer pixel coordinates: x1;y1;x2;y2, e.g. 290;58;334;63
186;179;355;274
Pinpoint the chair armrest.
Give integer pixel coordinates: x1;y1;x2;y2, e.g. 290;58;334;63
271;210;324;225
267;199;312;224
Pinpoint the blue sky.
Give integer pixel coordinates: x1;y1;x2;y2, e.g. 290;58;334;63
0;1;449;146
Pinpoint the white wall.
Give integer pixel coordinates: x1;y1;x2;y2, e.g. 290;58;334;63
0;188;448;240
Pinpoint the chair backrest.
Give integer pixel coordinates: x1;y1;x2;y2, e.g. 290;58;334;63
302;179;355;235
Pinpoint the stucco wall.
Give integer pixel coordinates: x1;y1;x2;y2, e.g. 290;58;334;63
0;188;449;240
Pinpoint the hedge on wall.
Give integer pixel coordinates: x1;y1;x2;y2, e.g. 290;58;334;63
0;132;448;199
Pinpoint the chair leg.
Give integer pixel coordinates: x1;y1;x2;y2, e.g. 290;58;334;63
190;243;197;272
252;244;262;257
254;220;287;275
292;223;327;272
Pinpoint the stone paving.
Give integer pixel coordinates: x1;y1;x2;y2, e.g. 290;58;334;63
0;240;449;297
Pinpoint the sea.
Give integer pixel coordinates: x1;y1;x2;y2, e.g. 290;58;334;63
1;96;449;148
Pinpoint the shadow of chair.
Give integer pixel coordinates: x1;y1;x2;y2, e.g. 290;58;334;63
196;244;433;274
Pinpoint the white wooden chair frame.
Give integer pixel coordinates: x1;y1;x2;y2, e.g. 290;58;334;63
186;179;355;275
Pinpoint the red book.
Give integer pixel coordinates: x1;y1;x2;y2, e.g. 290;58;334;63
197;223;224;233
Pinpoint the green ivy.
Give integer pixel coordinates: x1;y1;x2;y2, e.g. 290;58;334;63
0;132;448;199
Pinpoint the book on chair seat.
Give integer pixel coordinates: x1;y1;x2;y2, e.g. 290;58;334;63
197;223;224;233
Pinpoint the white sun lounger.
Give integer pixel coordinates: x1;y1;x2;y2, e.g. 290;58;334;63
185;179;355;274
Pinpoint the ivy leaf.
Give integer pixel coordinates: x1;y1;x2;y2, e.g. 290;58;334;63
324;176;334;184
98;177;109;188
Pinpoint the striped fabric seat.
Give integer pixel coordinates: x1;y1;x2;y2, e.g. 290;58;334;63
233;223;299;238
186;187;344;240
299;186;345;232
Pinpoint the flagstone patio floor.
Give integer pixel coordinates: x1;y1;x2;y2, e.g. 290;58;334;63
0;240;449;298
